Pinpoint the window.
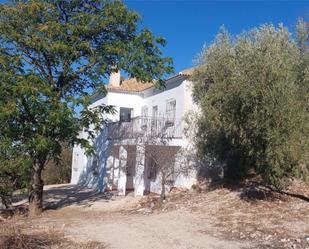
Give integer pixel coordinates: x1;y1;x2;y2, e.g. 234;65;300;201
152;105;158;118
166;99;176;123
141;106;148;117
141;106;148;129
151;106;158;133
119;107;133;122
147;156;157;181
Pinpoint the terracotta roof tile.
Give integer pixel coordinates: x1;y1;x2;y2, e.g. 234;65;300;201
107;67;194;93
107;78;154;92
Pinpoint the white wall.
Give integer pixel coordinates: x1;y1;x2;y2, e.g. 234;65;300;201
90;91;143;121
142;77;186;121
71;144;86;184
71;129;89;184
71;91;143;187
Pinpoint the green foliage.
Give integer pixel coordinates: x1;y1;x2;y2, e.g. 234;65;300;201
193;24;309;188
0;0;173;211
0;137;32;208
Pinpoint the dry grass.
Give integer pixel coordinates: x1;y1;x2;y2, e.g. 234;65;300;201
0;223;106;249
0;204;29;227
134;180;309;248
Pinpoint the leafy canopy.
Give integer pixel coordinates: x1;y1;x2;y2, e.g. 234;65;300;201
0;0;173;199
193;23;309;188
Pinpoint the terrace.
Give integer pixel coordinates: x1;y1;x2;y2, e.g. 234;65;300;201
107;116;183;140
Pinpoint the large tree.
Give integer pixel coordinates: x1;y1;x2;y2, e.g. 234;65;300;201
0;0;173;215
192;23;309;188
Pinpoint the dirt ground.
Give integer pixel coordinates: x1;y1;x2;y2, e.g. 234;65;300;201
4;182;309;249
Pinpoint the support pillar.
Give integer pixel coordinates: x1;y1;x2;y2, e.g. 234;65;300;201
134;144;145;196
117;145;127;196
105;154;114;191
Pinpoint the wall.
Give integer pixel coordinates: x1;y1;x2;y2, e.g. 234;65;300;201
72;91;143;187
72;127;112;191
142;76;186;122
71;130;88;184
90;91;143;121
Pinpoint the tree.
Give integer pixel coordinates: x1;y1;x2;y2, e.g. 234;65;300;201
0;50;32;209
0;0;173;215
192;24;309;188
0;134;32;210
135;119;192;201
144;145;180;201
296;19;309;112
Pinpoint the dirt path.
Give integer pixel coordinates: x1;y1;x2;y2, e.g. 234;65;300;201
65;210;247;249
13;184;309;249
21;184;248;249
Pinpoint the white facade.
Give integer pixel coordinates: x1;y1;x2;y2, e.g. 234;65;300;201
71;70;197;195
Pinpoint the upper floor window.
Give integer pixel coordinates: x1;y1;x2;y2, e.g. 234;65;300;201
119;107;133;122
166;99;176;122
141;106;148;128
151;105;158;133
152;105;158;118
141;106;148;117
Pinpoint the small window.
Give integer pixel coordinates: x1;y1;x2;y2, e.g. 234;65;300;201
119;107;133;122
166;99;176;122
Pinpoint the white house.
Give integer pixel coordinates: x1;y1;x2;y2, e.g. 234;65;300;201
71;68;198;196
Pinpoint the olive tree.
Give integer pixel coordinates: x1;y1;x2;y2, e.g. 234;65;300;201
192;24;309;188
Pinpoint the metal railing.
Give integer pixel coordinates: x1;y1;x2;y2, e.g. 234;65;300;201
107;116;183;140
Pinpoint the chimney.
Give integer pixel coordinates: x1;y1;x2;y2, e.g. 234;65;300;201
109;70;121;87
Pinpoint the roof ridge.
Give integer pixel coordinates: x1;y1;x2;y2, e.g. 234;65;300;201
106;68;195;93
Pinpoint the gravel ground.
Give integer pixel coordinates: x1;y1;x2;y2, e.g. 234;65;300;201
4;182;309;249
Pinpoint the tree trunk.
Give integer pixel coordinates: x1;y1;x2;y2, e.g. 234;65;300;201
160;175;166;202
29;161;44;216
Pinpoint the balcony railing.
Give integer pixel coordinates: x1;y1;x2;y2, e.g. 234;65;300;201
107;116;182;140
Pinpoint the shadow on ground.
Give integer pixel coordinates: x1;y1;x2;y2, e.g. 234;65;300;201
204;178;309;203
42;184;114;210
239;181;309;203
196;163;309;203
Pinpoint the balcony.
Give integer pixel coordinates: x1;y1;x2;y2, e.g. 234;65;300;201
107;116;182;140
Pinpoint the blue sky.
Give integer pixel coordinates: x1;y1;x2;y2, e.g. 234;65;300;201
125;0;309;73
0;0;307;75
